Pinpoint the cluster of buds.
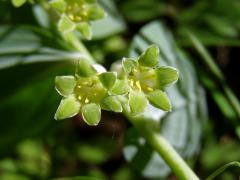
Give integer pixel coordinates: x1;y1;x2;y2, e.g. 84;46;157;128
55;45;179;125
50;0;106;39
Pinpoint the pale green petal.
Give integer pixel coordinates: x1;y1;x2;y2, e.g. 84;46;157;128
11;0;27;7
138;44;159;67
82;103;101;126
110;79;129;95
129;91;148;115
87;5;106;21
58;14;75;33
102;96;122;112
98;72;117;90
55;95;80;120
147;90;172;111
55;76;76;97
50;0;67;13
122;58;138;75
76;22;92;40
156;66;179;88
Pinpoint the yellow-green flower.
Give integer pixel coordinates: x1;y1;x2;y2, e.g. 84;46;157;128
55;59;121;125
120;45;179;114
50;0;106;39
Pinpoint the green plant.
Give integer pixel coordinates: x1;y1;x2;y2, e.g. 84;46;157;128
1;0;240;179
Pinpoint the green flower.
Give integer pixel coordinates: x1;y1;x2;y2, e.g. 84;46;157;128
121;44;179;115
54;59;121;125
50;0;106;39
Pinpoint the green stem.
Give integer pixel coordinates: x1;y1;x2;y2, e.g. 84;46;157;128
206;161;240;180
223;86;240;118
128;116;199;180
61;32;95;63
38;0;95;64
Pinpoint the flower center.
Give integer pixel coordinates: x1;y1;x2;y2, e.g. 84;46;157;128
66;0;88;22
74;76;107;104
128;67;156;93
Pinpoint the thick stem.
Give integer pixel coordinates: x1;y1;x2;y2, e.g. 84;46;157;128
128;116;199;180
62;32;95;63
38;0;95;63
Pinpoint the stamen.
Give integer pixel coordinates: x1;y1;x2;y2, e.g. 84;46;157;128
130;80;134;87
85;98;89;103
136;81;141;91
147;87;153;92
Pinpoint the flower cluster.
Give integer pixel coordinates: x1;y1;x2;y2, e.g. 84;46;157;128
55;45;179;125
50;0;106;39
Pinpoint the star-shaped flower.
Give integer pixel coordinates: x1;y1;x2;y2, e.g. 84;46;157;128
54;59;121;125
118;45;179;115
50;0;106;39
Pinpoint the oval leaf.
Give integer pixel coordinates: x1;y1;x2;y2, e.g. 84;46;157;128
82;103;101;126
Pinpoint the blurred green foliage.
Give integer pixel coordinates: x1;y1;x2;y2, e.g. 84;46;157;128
0;0;239;179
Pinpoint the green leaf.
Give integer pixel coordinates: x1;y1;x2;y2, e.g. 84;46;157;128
205;16;238;37
77;59;97;77
55;76;76;97
98;72;116;89
122;58;137;75
156;66;179;88
55;95;81;120
138;44;159;67
58;14;75;33
129;91;148;115
11;0;27;7
82;103;101;126
76;22;92;40
33;5;50;28
147;90;171;111
50;0;67;13
87;5;106;21
91;0;126;39
206;161;240;180
110;79;129;95
102;96;122;112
